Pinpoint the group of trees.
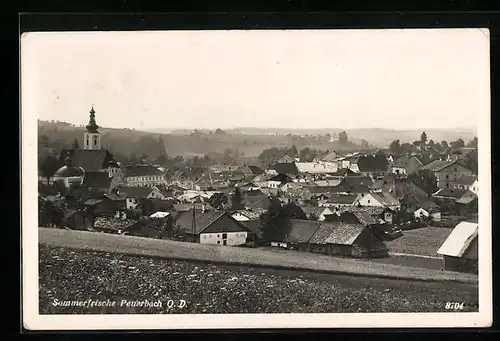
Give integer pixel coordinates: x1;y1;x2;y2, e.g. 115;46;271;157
389;131;478;156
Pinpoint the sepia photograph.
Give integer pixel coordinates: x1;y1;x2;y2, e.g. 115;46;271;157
21;28;491;329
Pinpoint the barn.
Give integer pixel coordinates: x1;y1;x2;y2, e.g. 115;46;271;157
437;221;478;274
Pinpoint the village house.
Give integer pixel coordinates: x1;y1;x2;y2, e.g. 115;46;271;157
82;171;118;194
453;175;479;195
275;154;296;164
335;206;395;225
421;159;474;190
295;162;338;178
437;221;478;274
314;150;340;163
348;153;389;180
239;219;263;244
280;181;303;193
176;210;252;246
307;220;389;258
455;190;478;218
62;209;94;231
271;162;299;178
354;192;401;210
321;194;359;209
123;164;167;188
301;206;334;222
115;185;165;209
391;155;423;176
230;209;261;222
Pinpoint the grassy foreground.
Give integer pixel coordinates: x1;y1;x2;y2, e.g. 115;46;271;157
39;245;478;314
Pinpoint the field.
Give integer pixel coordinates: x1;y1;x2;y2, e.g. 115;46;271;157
39;245;478;314
385;227;454;257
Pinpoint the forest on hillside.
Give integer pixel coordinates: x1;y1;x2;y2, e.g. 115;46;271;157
37;120;366;164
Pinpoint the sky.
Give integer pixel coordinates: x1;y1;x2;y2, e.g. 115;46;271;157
21;29;490;131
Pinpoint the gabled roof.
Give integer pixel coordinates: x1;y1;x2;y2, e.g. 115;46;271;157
269;173;293;183
456;190;478;205
313;179;343;187
368;192;400;206
432;188;468;199
276;155;296;163
392;155;423;168
82;171;112;189
272;162;299;175
247;165;265;175
62;149;115;172
307;220;371;246
421;159;470;172
437;221;478;258
286;219;322;243
327;194;359;205
300;206;331;217
239;219;263;236
354;155;389;172
124;165;164;177
116;186;156;198
244;195;272;210
176;210;227;234
455;175;477;186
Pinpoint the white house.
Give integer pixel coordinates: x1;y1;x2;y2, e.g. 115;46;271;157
355;192;401;210
437;221;478;273
453;175;479;195
414;207;442;222
123;164;167;187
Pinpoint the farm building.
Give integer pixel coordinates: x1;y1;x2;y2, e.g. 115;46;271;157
437;221;478;274
176;210;252;246
300;206;334;222
308;221;389;258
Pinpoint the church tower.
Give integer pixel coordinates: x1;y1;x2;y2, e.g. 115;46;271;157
83;106;101;150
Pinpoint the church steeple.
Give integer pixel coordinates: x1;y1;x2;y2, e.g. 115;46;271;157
83;105;101;150
86;106;99;133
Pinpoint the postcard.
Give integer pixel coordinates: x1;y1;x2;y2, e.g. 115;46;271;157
21;28;492;329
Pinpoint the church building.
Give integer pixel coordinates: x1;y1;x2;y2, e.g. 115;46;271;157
60;106;121;178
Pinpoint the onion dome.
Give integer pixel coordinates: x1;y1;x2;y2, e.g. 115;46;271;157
85;106;99;133
54;157;85;177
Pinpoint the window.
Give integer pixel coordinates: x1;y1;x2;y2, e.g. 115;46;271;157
367;200;371;204
446;175;449;180
217;241;220;245
222;233;228;239
454;168;457;172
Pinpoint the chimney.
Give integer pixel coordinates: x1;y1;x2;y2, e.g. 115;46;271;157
121;212;127;220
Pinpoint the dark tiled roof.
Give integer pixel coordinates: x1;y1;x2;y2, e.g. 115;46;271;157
455;175;477;186
240;219;263;236
432;188;468;199
116;186;155;198
176;210;226;234
66;149;115;172
392;155;423;168
355;155;389;172
244;196;271;210
124;165;164;177
369;192;400;206
286;219;322;243
54;165;85;177
421;159;467;172
269;173;293;183
272;162;299;175
327;194;359;204
309;221;366;245
248;165;264;175
455;190;477;204
334;176;372;194
82;171;112;189
324;223;366;245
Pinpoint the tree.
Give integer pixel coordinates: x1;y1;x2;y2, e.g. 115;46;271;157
281;203;307;220
389;140;401;155
441;141;449;150
231;187;245;210
464;149;478;174
39;155;62;184
450;138;465;149
260;197;290;243
407;169;438;196
209;192;229;210
290;145;299;157
72;138;80;150
467;137;478;148
338;131;349;144
360;139;370;149
420;131;428;144
215;128;225;135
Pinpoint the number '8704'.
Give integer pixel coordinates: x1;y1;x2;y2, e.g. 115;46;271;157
445;302;464;310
